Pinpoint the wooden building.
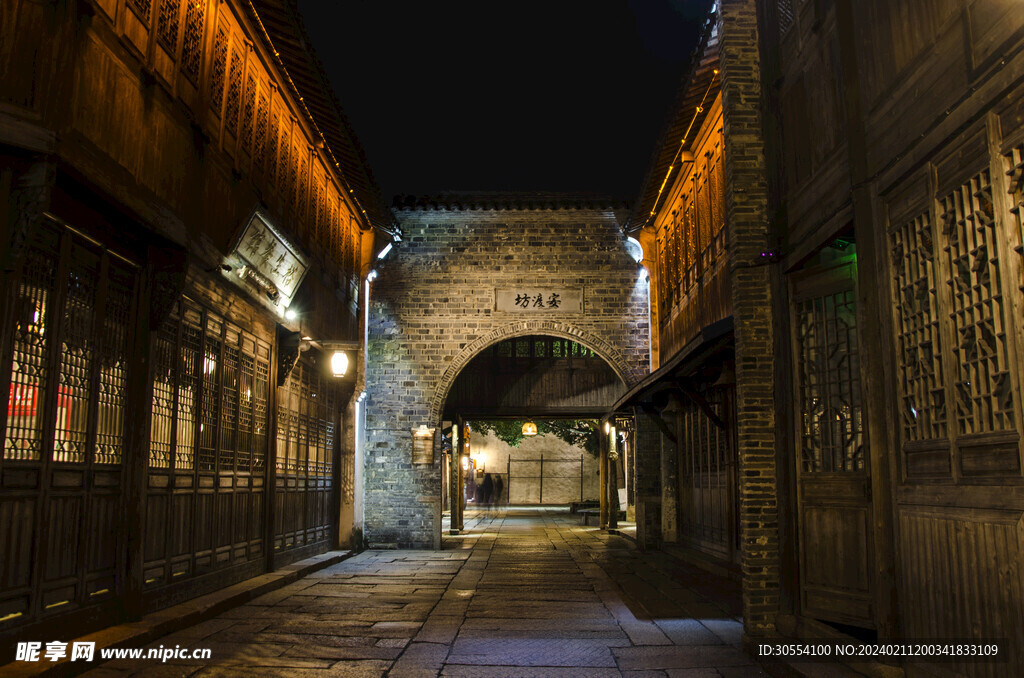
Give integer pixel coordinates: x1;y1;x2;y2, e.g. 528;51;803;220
0;0;391;645
626;0;1024;675
608;11;739;565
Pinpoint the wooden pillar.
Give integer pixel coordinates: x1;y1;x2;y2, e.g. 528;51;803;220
599;421;609;527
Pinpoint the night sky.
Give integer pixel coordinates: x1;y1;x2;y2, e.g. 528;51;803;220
296;1;710;201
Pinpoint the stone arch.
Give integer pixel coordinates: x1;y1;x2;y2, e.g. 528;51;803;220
428;320;644;426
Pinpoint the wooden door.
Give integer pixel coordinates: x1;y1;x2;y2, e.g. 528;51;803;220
791;258;875;628
0;217;139;633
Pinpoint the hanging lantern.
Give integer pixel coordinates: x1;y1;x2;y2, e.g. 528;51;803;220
522;421;538;436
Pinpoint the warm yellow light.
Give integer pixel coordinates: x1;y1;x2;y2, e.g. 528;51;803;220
522;422;538;436
461;456;469;471
330;351;348;377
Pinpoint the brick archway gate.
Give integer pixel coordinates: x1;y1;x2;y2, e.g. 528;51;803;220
363;198;650;548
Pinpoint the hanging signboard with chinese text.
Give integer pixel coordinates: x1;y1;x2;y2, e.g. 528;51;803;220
494;288;583;313
228;210;310;310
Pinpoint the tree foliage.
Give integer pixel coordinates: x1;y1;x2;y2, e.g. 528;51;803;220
469;419;600;457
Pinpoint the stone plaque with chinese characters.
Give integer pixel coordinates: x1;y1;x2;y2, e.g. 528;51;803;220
494;289;583;313
232;212;309;306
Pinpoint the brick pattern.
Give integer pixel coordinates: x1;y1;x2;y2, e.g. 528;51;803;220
718;0;780;635
364;208;651;547
633;408;663;550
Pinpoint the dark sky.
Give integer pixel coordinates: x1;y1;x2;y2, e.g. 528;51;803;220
296;1;709;201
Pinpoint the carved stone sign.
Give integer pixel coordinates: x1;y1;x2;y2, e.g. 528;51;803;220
230;211;309;308
494;288;583;313
411;426;435;464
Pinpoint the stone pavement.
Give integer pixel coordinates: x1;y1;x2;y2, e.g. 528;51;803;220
84;508;767;677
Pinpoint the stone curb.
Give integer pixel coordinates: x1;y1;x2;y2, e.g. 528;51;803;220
1;549;355;677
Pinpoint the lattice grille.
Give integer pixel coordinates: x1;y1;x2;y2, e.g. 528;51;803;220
150;313;176;469
1007;145;1024;296
890;212;947;441
778;0;794;35
4;226;58;461
156;0;180;55
176;305;202;470
94;261;134;465
280;136;293;202
54;243;100;464
266;111;280;182
295;147;308;218
940;170;1013;434
253;345;269;471
313;180;324;249
223;48;243;137
127;0;152;22
208;26;227;115
220;335;238;472
796;288;865;473
179;0;204;84
240;74;256;153
198;317;220;472
238;344;254;472
254;92;268;169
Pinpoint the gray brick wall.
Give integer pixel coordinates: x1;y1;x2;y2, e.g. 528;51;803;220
364;207;650;548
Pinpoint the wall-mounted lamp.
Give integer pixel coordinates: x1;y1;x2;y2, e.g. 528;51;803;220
330;351;349;377
284;308;298;321
377;243;393;260
367;269;378;282
522;421;538;436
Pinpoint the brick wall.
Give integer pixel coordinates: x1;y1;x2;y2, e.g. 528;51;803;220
718;0;780;636
364;207;650;547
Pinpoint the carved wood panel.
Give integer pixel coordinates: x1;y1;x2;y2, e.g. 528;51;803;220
144;298;270;592
0;217;139;633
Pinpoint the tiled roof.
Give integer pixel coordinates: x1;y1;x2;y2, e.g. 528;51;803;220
246;0;397;236
626;3;720;233
392;192;630;212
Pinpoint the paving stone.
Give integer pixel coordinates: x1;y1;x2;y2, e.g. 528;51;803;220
613;646;756;671
83;508;845;677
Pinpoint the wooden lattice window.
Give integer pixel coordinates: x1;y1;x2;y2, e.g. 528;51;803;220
778;0;794;35
277;360;334;476
1007;145;1024;296
940;170;1014;435
150;300;269;472
795;287;865;473
266;108;280;182
253;91;268;168
295;147;308;218
3;221;137;465
890;211;948;441
179;0;204;84
127;0;152;22
223;47;243;138
684;199;697;288
208;26;228;115
156;0;180;55
240;73;256;153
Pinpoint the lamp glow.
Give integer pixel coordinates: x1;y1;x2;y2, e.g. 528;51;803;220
284;308;297;321
330;351;349;377
522;421;538;436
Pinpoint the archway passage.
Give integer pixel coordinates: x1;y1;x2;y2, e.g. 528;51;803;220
442;335;626;531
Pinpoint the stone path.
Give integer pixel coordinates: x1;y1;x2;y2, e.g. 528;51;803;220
85;508;765;677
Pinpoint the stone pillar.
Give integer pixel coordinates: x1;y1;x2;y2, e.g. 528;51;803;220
632;408;663;551
718;0;780;637
659;399;681;544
